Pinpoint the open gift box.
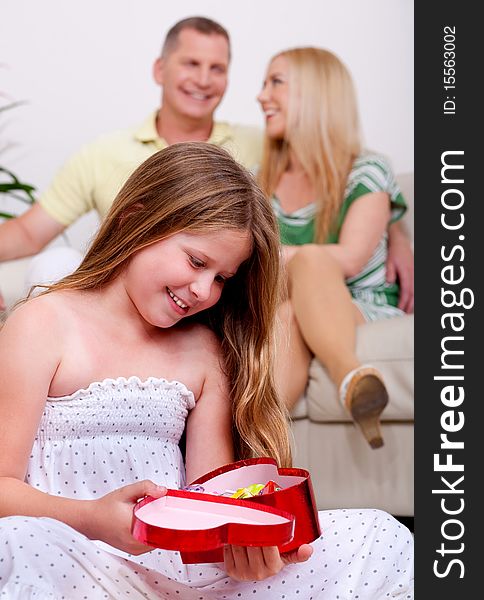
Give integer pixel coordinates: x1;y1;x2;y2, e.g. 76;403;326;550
132;457;321;563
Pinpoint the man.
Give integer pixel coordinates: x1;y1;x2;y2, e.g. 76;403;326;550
0;16;412;311
0;17;259;258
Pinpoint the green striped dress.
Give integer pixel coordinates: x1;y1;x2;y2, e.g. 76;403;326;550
272;154;407;321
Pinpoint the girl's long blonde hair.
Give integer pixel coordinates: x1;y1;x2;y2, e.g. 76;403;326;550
42;142;292;467
258;47;362;242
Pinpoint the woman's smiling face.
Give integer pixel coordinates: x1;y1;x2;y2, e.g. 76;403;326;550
257;55;290;140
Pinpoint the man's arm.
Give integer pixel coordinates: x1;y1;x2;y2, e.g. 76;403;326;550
1;130;107;265
0;203;65;262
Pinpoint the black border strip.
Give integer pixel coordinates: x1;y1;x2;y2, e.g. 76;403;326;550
415;3;480;595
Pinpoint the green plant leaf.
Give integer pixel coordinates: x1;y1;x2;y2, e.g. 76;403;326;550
0;98;36;218
0;100;26;114
0;166;36;204
0;181;36;194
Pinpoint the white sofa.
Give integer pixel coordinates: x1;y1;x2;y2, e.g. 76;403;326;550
0;175;414;517
0;210;99;315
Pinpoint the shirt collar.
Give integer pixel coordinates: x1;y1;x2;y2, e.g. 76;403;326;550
134;111;233;147
134;111;164;145
207;121;232;144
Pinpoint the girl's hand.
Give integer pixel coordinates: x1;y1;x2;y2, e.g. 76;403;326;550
85;480;167;554
223;543;313;581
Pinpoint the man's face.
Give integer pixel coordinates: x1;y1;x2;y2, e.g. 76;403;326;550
154;28;229;123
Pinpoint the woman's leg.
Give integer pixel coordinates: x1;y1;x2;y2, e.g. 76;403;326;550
287;244;364;387
284;245;389;448
274;300;313;410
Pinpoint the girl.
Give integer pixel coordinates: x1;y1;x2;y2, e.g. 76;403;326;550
258;47;411;448
0;143;413;598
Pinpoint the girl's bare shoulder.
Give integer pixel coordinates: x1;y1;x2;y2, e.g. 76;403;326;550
3;291;81;338
175;322;221;355
0;293;80;381
167;322;223;378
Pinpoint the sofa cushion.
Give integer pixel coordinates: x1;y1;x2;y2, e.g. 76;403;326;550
0;256;31;315
304;314;414;422
291;419;414;514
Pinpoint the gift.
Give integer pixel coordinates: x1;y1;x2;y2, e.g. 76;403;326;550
132;457;321;563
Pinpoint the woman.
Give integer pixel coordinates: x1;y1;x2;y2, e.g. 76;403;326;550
258;47;408;448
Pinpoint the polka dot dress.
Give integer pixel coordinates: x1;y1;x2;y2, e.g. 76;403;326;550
0;377;414;598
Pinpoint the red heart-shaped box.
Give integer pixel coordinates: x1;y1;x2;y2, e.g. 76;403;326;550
132;489;295;560
132;457;321;563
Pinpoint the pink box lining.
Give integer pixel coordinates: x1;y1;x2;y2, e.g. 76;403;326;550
136;494;291;530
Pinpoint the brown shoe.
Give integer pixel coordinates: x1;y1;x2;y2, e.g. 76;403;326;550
339;366;389;449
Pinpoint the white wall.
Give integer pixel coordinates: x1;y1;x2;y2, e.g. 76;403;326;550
1;0;413;200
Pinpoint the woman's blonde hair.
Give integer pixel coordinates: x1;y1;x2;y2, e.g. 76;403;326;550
43;142;292;467
258;47;362;242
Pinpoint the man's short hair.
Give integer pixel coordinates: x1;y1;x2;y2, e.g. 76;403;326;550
161;16;231;59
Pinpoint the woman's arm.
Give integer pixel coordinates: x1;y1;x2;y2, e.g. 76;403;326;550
323;191;390;278
386;222;414;313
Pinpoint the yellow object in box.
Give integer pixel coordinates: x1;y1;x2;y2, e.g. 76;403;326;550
231;484;265;499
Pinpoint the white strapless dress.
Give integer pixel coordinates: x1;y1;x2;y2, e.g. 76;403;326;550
0;377;413;599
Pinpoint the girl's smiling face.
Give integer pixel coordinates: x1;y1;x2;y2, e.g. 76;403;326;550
122;229;252;328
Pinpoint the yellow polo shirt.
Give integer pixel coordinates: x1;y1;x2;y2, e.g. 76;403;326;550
40;112;263;226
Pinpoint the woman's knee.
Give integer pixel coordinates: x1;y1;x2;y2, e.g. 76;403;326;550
289;244;342;276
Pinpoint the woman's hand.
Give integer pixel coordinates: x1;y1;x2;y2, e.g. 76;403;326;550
223;543;313;581
386;222;414;313
84;480;167;555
